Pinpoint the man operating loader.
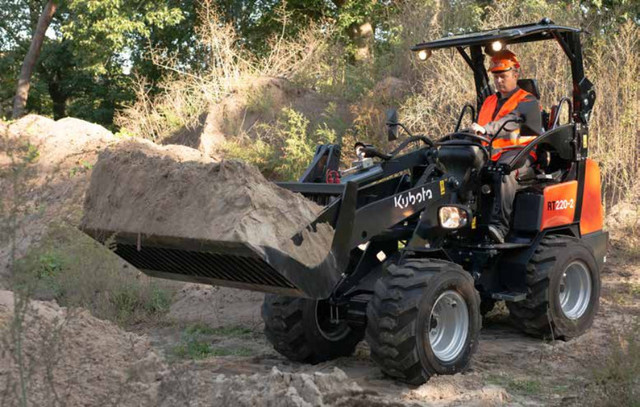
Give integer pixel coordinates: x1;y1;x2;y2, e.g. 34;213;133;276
469;49;542;243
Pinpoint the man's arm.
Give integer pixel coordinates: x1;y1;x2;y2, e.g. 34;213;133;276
484;97;542;139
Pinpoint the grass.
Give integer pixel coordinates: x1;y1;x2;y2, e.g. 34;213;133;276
170;323;257;360
508;379;542;396
13;223;178;326
209;325;254;338
172;339;214;360
575;319;640;405
487;374;543;396
69;160;93;177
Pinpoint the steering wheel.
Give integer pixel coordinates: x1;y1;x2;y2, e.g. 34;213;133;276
436;131;492;161
437;131;491;145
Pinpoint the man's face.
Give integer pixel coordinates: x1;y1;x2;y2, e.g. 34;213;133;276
492;70;518;95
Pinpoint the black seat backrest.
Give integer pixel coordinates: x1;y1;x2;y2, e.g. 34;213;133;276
517;79;540;100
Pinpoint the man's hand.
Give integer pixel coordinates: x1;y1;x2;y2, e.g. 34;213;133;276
470;122;486;135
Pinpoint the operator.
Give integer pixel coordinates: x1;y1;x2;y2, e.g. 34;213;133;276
469;50;542;243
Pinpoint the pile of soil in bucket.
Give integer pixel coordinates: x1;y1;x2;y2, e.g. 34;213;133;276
80;140;334;267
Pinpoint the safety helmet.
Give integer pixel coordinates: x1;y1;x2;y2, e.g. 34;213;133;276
488;50;520;73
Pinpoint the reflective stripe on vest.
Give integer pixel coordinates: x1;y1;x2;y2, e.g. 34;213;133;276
477;88;531;127
478;88;536;160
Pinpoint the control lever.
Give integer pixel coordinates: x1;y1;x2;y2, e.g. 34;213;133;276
355;142;392;161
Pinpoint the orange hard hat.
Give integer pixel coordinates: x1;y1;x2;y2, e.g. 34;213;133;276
488;50;520;73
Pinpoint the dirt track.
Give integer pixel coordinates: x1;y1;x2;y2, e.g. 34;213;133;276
146;246;638;406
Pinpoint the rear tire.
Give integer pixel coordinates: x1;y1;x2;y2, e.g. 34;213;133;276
262;295;364;363
366;259;481;385
507;235;601;340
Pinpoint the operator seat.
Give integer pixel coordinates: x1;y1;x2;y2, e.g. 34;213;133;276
516;79;546;134
517;79;540;100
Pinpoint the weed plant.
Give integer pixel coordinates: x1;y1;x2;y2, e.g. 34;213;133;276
582;320;640;406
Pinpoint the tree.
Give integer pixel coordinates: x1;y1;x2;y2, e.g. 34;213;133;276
12;0;57;119
7;0;184;122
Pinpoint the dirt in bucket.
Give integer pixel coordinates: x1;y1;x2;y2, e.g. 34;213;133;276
80;140;334;267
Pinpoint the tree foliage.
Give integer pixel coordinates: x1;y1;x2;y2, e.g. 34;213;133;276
1;0;185;124
0;0;637;125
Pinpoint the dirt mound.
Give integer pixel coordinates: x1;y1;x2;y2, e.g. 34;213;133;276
405;373;509;406
159;366;368;406
166;77;353;156
0;290;165;406
0;115;117;281
5;114;55;139
373;77;411;104
81;140;334;266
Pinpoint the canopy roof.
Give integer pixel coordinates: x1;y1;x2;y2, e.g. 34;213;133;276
411;19;582;51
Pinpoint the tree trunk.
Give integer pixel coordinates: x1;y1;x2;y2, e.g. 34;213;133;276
48;78;66;120
347;21;374;62
12;0;58;119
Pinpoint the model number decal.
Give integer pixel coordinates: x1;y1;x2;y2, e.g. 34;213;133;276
547;199;575;211
394;187;433;209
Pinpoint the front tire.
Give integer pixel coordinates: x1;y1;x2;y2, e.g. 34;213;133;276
366;259;481;385
507;235;601;340
262;295;364;363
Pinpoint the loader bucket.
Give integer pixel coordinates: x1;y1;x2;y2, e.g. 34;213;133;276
81;182;358;299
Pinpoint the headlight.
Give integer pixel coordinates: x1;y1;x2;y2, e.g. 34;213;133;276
438;206;469;229
417;49;431;61
491;41;503;52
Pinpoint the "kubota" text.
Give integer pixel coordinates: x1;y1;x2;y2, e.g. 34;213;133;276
394;187;433;209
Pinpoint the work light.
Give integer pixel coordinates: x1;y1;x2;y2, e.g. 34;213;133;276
491;41;503;52
438;206;469;229
417;49;431;61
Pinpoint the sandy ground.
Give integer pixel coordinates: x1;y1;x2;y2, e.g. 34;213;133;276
149;243;638;406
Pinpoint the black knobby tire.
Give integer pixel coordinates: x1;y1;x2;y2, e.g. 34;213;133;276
261;295;364;364
365;259;481;385
507;235;601;340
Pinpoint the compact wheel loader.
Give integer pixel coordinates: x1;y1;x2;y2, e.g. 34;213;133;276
84;19;607;385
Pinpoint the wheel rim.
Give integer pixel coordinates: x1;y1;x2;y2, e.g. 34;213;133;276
559;260;592;320
427;290;469;363
315;301;351;341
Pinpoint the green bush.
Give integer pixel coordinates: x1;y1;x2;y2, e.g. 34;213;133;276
223;107;336;181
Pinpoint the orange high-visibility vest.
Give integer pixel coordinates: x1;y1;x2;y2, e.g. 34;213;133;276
478;88;537;150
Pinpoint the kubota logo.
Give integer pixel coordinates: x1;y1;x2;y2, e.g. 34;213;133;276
394;187;433;209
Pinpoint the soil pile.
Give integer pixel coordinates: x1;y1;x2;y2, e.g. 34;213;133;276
165;77;354;156
0;290;164;406
405;373;509;406
0;115;116;280
158;366;368;406
81;140;334;267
